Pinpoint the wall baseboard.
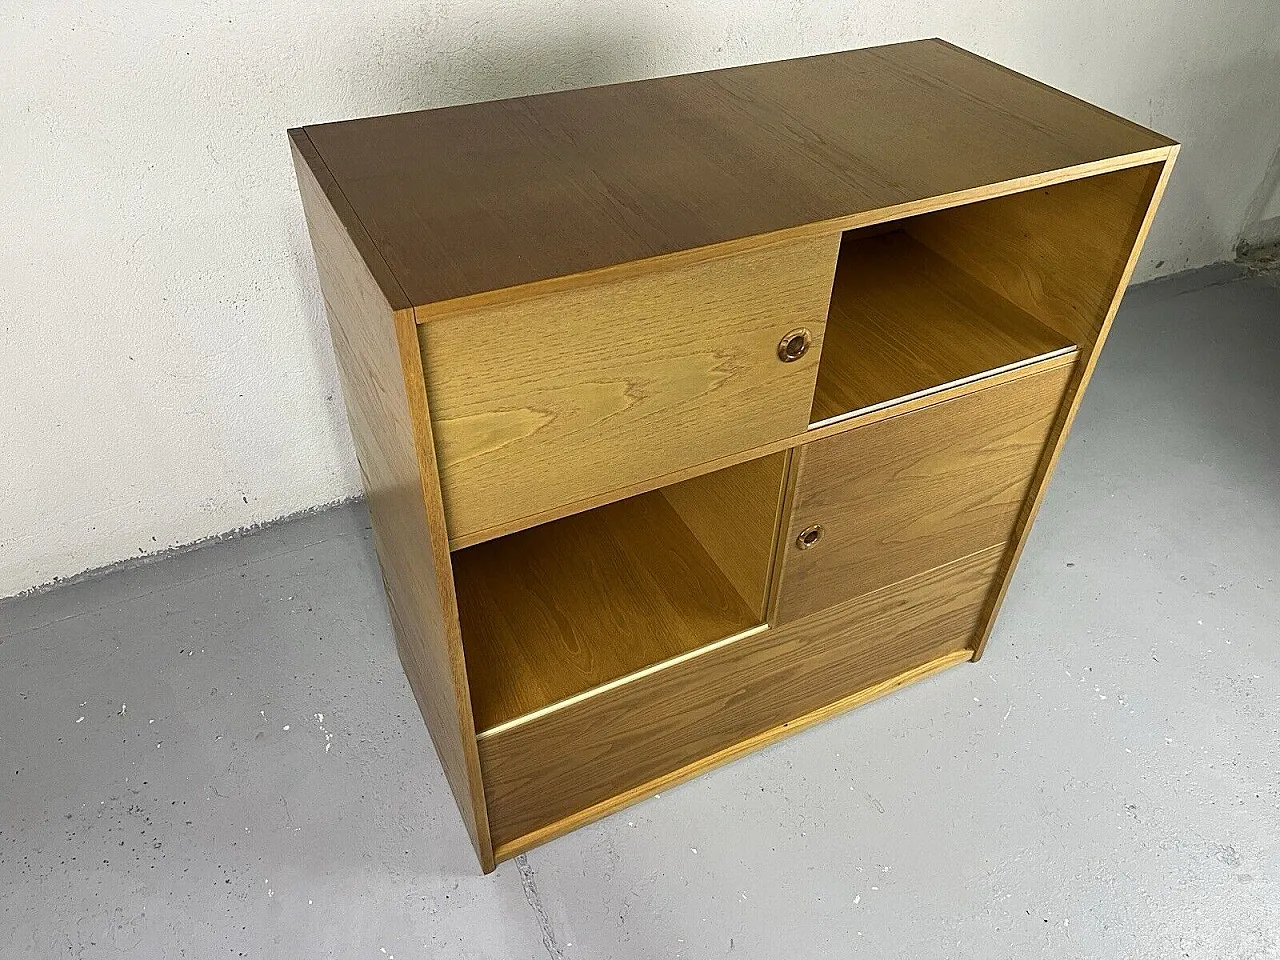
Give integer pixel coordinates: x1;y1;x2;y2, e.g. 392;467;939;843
1237;219;1280;264
2;494;364;605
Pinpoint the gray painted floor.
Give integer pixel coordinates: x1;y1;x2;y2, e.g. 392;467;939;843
2;266;1278;960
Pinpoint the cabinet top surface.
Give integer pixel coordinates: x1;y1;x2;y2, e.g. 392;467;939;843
294;38;1174;311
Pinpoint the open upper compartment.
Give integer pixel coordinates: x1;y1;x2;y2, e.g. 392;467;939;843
809;162;1168;427
811;230;1075;426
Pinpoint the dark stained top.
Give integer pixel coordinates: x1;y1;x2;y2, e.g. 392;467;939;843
294;39;1175;310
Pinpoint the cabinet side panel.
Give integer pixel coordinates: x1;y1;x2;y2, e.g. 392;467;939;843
967;152;1178;659
908;161;1167;349
290;132;492;869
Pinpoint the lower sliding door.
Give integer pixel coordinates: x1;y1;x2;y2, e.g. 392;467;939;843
477;545;1003;852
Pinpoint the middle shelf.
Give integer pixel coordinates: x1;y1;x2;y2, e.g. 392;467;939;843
453;451;789;734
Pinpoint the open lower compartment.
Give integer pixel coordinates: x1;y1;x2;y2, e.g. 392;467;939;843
477;543;1006;852
809;164;1167;428
451;450;790;736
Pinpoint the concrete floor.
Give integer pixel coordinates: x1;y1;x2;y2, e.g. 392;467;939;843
2;266;1278;959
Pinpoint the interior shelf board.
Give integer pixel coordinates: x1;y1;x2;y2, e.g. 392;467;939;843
810;231;1077;426
453;492;761;733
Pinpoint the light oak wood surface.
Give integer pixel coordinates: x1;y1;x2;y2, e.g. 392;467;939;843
659;451;789;619
299;39;1172;312
811;230;1075;425
288;41;1178;872
289;131;492;868
453;488;763;733
491;645;973;862
419;234;837;545
909;162;1167;350
777;361;1073;623
479;545;1002;852
444;349;1079;552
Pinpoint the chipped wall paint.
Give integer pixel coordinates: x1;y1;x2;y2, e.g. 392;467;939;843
3;1;1280;597
1239;143;1280;252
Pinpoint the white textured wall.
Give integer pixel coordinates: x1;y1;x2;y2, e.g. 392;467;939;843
3;1;1279;597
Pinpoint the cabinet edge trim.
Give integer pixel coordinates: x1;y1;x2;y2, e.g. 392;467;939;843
808;345;1077;431
475;623;770;742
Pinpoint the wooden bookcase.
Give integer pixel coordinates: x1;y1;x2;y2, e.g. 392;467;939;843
289;39;1176;872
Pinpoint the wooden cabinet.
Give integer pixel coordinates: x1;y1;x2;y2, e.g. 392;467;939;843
289;39;1176;871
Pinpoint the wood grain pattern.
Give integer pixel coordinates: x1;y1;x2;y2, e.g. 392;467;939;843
659;451;789;619
419;234;837;545
970;154;1177;659
288;131;493;868
299;39;1172;311
453;490;761;733
777;361;1073;624
479;545;1003;851
442;350;1077;554
493;647;973;863
908;162;1167;349
811;231;1075;425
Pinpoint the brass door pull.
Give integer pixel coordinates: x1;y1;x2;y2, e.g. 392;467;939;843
796;524;824;549
777;328;812;362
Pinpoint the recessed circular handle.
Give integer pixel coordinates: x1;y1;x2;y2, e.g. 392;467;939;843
777;328;812;363
796;524;824;550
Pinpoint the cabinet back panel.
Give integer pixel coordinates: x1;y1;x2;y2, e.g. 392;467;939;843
659;451;790;619
811;231;1074;424
454;491;760;732
907;163;1164;349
